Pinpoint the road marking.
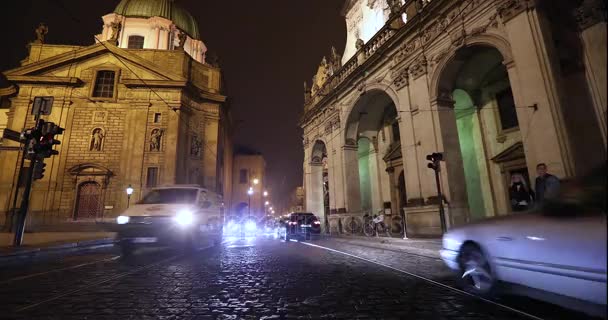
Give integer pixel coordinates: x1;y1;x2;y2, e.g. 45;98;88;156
14;244;215;314
300;241;545;320
0;255;121;285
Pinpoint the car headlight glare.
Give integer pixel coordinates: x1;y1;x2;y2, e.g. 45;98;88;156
244;220;257;232
116;215;130;225
174;210;194;226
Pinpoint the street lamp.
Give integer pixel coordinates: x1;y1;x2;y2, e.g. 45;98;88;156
247;187;254;217
253;178;259;185
263;190;268;197
126;184;134;208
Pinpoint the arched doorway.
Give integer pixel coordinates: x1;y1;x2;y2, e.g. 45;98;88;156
345;89;400;215
436;45;528;219
75;182;102;220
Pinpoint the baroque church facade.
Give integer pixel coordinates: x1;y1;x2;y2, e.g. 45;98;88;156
0;0;232;227
301;0;607;236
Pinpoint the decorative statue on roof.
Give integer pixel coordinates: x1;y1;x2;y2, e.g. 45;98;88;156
176;30;187;50
34;23;48;44
109;21;121;44
329;46;342;74
355;38;365;50
390;0;402;16
304;81;311;102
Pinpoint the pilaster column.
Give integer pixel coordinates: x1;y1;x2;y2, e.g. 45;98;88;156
576;0;607;147
497;0;575;177
342;143;361;212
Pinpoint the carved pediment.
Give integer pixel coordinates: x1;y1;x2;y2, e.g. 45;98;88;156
383;141;402;162
491;141;525;163
68;163;114;176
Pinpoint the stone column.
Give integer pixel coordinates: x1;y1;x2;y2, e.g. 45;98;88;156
368;146;383;213
394;75;424;206
308;162;325;223
342;144;361;212
497;0;575;178
576;0;607;147
329;126;345;212
120;103;149;207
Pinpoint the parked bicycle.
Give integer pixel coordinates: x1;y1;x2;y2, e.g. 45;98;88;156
363;210;391;237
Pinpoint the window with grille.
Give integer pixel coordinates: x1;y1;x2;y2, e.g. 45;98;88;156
92;70;116;98
146;167;159;188
239;169;248;184
127;35;145;49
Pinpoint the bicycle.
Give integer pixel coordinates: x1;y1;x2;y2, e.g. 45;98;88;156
363;211;392;237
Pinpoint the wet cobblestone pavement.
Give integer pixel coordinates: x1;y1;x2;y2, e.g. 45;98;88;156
0;237;599;319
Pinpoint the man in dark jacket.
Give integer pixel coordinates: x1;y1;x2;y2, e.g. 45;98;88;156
534;163;560;204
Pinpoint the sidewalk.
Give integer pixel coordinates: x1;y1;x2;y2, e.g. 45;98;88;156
319;234;442;258
0;231;117;264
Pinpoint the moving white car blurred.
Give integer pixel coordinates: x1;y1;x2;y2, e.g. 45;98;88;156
440;166;607;317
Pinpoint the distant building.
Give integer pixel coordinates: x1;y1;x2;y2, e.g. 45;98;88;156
0;0;232;228
301;0;606;236
229;147;267;218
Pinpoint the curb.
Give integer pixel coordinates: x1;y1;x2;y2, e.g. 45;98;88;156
316;234;441;259
0;238;117;265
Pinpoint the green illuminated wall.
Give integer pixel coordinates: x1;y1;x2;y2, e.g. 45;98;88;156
358;138;372;211
453;89;486;220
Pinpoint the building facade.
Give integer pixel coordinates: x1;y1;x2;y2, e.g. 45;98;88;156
229;150;267;218
301;0;607;236
0;0;231;228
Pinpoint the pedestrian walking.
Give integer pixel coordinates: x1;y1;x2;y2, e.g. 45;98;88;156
534;163;560;205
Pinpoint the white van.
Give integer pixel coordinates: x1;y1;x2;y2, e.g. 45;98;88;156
114;185;223;254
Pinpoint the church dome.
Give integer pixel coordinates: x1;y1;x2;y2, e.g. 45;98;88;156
114;0;200;39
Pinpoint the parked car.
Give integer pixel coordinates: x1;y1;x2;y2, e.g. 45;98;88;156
440;166;607;317
114;185;223;255
284;212;321;241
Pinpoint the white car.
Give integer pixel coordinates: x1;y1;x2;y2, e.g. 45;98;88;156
441;174;607;316
114;185;223;254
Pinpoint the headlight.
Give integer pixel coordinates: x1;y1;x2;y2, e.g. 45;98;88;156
174;210;194;227
244;220;257;232
116;216;130;225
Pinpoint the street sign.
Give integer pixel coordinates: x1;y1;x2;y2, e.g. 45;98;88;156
32;96;54;115
2;128;22;142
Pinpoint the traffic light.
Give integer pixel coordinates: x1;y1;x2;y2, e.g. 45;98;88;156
37;121;64;158
426;152;443;171
32;161;46;180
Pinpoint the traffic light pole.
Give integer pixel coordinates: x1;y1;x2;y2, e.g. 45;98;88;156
13;158;36;246
433;167;447;234
13;109;43;247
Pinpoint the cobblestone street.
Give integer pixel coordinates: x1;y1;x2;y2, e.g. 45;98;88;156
0;237;598;319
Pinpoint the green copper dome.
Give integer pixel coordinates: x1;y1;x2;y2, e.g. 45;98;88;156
114;0;200;39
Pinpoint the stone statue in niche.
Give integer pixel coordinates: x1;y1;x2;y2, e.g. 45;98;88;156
34;23;48;44
190;135;202;157
149;129;164;151
90;128;104;151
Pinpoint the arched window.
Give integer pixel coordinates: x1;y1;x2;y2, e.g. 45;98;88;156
127;35;144;49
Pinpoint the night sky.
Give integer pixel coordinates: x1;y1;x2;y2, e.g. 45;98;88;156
0;0;346;208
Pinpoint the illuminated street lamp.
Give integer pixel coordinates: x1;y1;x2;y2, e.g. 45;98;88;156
265;201;269;206
126;184;134;208
253;178;259;185
263;190;268;197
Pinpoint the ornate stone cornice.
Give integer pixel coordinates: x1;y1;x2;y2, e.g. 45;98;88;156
391;66;409;89
409;56;428;80
496;0;538;24
576;0;607;31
